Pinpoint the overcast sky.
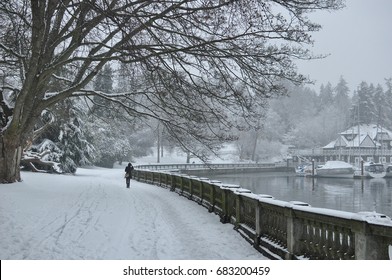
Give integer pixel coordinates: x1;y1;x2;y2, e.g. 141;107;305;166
296;0;392;93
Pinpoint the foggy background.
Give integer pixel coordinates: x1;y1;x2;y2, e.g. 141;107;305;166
297;0;392;91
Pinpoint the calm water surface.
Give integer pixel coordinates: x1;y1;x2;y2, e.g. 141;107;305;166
208;172;392;217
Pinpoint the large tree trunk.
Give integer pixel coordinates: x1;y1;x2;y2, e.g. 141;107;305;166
0;135;23;183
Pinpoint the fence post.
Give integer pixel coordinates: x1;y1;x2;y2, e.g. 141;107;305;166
235;193;241;228
162;173;168;188
170;173;176;192
205;181;215;213
220;189;230;223
254;201;262;247
286;207;304;259
353;222;391;260
189;176;193;199
210;183;215;213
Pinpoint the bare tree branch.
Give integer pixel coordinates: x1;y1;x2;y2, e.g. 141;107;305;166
0;0;344;182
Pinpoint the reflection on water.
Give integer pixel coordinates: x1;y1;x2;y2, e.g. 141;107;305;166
208;172;392;217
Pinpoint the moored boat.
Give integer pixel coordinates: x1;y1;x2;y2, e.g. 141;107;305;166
382;165;392;178
354;162;386;178
315;161;354;178
295;163;313;177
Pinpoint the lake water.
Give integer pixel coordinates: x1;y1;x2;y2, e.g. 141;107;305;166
208;172;392;217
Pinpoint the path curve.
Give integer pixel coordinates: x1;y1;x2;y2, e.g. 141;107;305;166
0;168;265;260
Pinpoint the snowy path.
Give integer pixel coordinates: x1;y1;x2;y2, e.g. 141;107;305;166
0;168;265;260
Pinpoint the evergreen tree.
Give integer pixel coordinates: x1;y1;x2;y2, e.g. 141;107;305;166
354;82;375;124
373;84;385;126
95;64;114;93
24;64;96;173
58;102;95;173
28;98;95;173
92;64;115;118
318;82;334;109
383;78;392;129
85;117;130;168
334;76;351;130
368;83;378;124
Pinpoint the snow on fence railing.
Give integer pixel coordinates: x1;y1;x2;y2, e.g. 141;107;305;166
295;148;392;157
134;162;282;171
133;169;392;260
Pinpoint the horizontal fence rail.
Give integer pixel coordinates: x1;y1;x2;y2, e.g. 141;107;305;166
134;162;287;170
133;169;392;260
295;148;392;157
134;162;295;176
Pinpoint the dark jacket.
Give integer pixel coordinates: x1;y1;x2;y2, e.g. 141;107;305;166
125;163;134;178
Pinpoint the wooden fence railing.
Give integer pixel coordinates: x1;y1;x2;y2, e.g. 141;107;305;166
133;169;392;260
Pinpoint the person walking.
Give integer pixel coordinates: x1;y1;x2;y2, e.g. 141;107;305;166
124;162;134;188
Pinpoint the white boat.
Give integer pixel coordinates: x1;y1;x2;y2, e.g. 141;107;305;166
315;161;354;178
354;162;386;178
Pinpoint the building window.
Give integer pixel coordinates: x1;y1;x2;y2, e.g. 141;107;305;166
345;134;355;141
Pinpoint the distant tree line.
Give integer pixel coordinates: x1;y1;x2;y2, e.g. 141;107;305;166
236;76;392;161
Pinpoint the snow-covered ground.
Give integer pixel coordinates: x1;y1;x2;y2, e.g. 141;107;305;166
0;167;265;260
2;164;391;280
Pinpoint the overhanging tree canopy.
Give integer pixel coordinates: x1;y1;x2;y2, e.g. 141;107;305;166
0;0;344;183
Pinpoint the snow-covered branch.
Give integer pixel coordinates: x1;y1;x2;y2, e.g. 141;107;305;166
0;43;26;59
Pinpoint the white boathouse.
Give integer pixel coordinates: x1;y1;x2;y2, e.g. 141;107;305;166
294;124;392;166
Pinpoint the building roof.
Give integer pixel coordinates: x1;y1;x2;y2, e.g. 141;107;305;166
323;124;392;150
